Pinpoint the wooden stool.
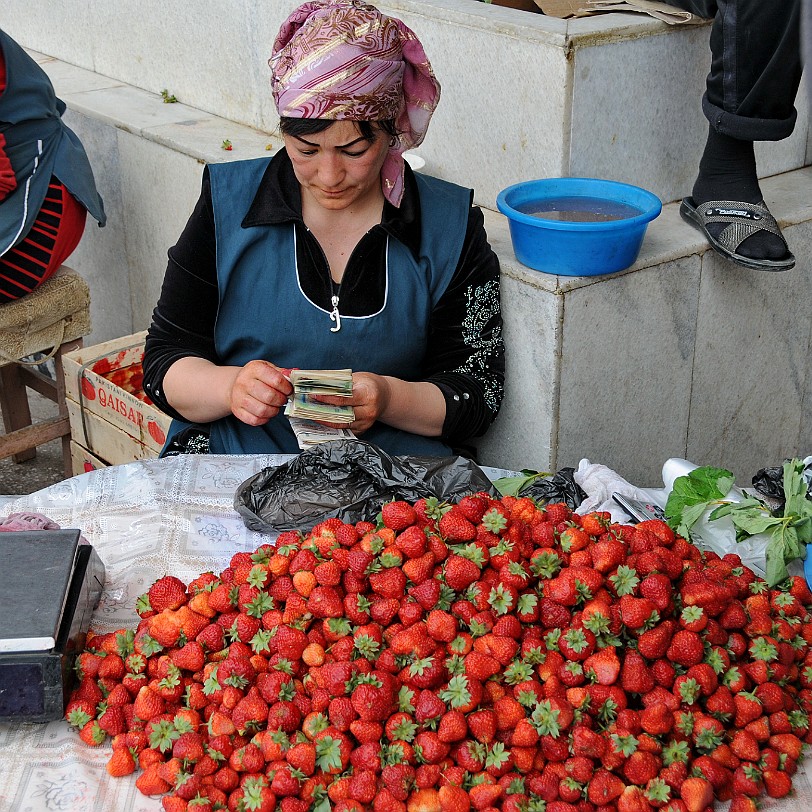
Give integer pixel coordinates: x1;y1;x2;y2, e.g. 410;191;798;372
0;267;92;479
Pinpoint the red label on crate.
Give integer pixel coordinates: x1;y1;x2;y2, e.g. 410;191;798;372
81;377;97;401
147;420;166;445
98;386;145;428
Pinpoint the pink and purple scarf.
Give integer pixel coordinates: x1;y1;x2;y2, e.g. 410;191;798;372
271;0;440;207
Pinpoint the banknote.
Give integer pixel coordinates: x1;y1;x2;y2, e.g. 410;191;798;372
285;368;355;424
288;417;356;450
289;368;353;397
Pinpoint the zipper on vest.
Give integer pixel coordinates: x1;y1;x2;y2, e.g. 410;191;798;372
329;293;341;332
305;226;344;332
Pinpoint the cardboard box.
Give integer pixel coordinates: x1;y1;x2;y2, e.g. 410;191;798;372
69;440;108;477
63;332;171;460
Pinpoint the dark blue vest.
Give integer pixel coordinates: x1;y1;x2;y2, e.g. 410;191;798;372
169;156;471;456
0;29;105;255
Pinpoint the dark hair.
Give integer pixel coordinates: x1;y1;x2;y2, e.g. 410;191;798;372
279;117;400;143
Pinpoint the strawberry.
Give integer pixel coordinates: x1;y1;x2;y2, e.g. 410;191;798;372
466;708;497;744
307;586;344;618
396;525;428;559
133;685;165;721
619;595;659;630
588;769;626;805
135;764;171;796
105;746;137;779
728;797;758;812
97;705;126;736
539;598;571;629
762;769;792;798
369;568;407;600
439;508;476;542
679;776;713;812
733;691;763;728
639;574;673;612
274;625;309;660
592;539;628;573
147;575;188;612
351;675;398;722
170;640;205;672
768;732;804;760
666;630;704;667
444;554;482;591
621;650;655;695
382;501;418;531
232;688;269;734
437;783;470;812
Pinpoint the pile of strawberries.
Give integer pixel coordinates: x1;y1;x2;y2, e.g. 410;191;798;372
65;493;812;812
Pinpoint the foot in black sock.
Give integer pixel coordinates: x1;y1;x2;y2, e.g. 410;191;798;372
691;127;788;262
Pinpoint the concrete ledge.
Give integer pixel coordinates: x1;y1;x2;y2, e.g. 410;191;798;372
7;0;809;209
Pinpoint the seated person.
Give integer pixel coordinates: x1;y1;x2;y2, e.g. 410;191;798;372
143;0;505;458
661;0;801;271
0;28;105;303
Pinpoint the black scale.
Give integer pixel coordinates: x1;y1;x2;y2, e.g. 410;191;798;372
0;529;105;722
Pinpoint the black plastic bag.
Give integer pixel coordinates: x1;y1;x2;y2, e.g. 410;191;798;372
234;439;498;533
521;467;587;510
492;467;587;510
752;459;812;512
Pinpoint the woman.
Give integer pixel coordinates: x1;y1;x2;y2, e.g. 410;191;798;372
143;0;504;458
0;29;105;302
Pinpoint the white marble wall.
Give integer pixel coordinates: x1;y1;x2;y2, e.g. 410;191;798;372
5;0;808;212
476;168;812;486
570;18;811;206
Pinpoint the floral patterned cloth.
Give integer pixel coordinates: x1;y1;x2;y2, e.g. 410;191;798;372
0;455;290;811
271;0;440;207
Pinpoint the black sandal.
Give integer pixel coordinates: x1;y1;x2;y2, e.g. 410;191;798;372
680;197;795;272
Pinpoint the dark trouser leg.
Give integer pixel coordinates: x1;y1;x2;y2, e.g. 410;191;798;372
661;0;801;265
662;0;802;139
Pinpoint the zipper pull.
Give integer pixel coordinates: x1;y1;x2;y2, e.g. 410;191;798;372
329;294;341;332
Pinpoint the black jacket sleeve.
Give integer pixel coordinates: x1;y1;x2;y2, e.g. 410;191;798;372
426;205;505;444
142;169;218;420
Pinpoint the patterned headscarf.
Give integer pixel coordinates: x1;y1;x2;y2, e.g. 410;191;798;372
271;0;440;207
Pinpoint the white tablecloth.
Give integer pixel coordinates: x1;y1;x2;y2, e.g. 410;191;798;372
0;455;810;812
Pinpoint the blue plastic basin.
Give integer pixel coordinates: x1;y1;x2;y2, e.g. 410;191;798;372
805;545;812;591
496;177;662;276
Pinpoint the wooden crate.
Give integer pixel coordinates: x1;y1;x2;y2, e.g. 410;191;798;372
69;440;108;477
66;400;158;465
63;332;171;461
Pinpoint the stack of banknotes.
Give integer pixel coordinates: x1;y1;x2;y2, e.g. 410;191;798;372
285;369;356;449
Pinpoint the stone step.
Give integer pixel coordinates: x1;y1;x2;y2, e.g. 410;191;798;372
6;0;810;209
29;47;812;485
479;169;812;485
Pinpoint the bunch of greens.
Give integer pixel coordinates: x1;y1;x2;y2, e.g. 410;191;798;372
492;469;551;497
665;459;812;586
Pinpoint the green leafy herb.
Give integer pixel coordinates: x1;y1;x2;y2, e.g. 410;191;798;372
493;469;551;497
666;459;811;587
664;466;734;539
160;89;178;103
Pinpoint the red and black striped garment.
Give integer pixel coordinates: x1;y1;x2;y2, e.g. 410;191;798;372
0;50;86;303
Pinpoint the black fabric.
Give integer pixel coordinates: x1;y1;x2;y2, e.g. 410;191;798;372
0;178;62;303
663;0;802;141
143;149;505;448
690;126;788;261
693;127;759;204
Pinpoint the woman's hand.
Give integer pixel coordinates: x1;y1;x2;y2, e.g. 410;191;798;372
228;360;293;426
313;373;446;437
316;372;392;434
